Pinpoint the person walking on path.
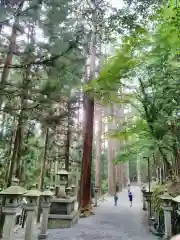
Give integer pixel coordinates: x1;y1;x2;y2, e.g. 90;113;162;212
114;191;118;206
114;184;119;206
128;191;133;207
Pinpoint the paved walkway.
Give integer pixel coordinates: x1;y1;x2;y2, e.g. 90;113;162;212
48;186;158;240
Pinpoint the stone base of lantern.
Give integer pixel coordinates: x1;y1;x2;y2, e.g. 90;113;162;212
48;211;78;228
48;196;78;228
38;233;49;239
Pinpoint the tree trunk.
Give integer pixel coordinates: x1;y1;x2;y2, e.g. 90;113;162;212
137;156;141;185
80;0;97;213
80;97;94;211
37;127;49;222
0;2;24;108
107;139;114;195
65;102;71;171
107;106;115;195
95;106;102;197
7;109;24;187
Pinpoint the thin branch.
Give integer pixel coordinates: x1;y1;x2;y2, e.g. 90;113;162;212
0;36;80;69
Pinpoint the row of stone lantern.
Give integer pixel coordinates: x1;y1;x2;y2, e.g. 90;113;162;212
142;186;180;240
0;185;54;240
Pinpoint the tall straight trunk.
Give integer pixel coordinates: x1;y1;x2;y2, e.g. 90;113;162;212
65;102;71;171
6;20;34;184
4;128;14;182
80;0;97;212
7;108;24;187
80;97;94;211
39;127;49;188
107;140;114;195
107;106;115;195
123;162;130;185
137;156;141;185
37;127;49;222
117;165;122;191
95;106;102;197
0;24;16;86
0;110;6;140
0;3;25;237
0;1;24;108
120;163;124;189
6;65;31;186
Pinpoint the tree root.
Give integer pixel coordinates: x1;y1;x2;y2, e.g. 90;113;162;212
79;205;95;218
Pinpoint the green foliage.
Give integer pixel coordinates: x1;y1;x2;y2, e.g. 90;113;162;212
101;179;108;194
151;184;165;216
90;1;180;178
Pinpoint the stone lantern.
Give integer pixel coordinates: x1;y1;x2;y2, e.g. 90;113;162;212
0;185;26;240
141;185;147;211
144;190;153;224
48;169;78;229
70;184;76;197
160;190;173;239
173;195;180;213
55;169;69;198
94;186;99;207
24;189;41;240
65;186;72;196
38;190;54;239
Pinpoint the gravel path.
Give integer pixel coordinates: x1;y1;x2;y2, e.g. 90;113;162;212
48;186;158;240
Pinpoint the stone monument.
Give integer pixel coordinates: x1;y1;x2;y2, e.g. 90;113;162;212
38;190;53;239
24;189;41;240
160;190;173;239
48;169;78;228
0;185;26;240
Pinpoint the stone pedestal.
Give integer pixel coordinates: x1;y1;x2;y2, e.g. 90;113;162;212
24;189;41;240
141;190;147;211
144;191;152;225
2;206;18;240
0;185;26;240
38;202;51;239
70;185;76;197
38;190;53;239
48;196;78;228
25;206;36;240
163;205;173;239
160;190;173;240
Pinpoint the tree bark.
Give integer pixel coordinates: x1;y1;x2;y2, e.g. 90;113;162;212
0;1;24;108
65;101;71;171
80;97;94;211
37;127;49;222
80;0;97;213
7;108;24;187
107;106;115;195
95;106;102;197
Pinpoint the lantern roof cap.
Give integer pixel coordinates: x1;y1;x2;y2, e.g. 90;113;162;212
42;190;54;197
24;189;41;197
0;186;26;195
160;190;173;200
173;195;180;202
56;170;70;175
